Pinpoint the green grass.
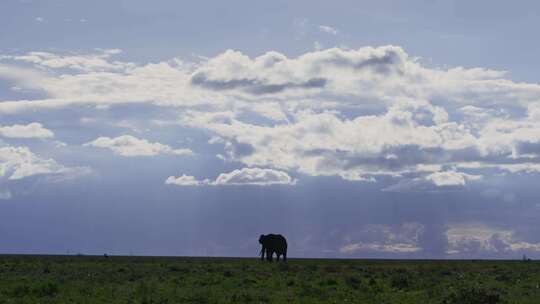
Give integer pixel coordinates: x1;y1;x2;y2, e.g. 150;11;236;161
0;255;539;303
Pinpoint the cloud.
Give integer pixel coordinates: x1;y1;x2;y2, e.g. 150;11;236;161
0;145;91;200
446;223;540;258
166;167;295;186
213;167;296;185
426;171;482;186
191;71;327;95
0;63;49;91
0;123;54;139
84;135;193;157
340;242;419;254
182;100;477;181
0;146;87;180
6;49;127;72
339;223;424;256
2;46;540;187
1;46;537;115
165;174;208;186
318;25;339;35
383;170;482;192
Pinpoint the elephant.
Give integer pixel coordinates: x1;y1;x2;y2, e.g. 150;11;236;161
259;234;287;262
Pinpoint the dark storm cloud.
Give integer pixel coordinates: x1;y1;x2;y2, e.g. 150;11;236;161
315;48;404;75
303;145;467;173
190;72;326;95
303;141;540;180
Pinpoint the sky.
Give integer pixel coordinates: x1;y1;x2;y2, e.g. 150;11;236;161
1;0;540;259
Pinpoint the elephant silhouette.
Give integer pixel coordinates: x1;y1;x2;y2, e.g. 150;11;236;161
259;234;287;262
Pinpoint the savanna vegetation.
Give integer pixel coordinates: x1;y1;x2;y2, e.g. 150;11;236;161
0;255;539;303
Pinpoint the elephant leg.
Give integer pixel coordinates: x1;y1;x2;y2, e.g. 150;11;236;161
283;252;287;262
276;253;280;262
266;249;272;262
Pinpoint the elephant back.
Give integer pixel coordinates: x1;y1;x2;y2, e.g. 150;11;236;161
264;234;287;249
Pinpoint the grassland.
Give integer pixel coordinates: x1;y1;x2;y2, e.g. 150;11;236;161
0;255;539;303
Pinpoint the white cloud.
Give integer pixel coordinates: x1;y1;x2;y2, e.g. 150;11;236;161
339;222;424;255
165;174;208;186
35;17;44;22
0;123;54;139
425;171;482;187
213;167;295;185
84;135;193;157
0;146;87;180
0;63;49;91
2;46;540;185
166;167;295;186
0;145;90;200
182;100;477;181
4;45;535;115
340;242;420;254
7;49;129;72
384;170;482;192
446;223;540;257
318;25;339;35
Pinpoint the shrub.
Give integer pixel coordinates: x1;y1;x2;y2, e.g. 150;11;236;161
33;281;59;297
346;276;361;288
442;286;501;304
230;292;254;303
494;273;512;282
390;274;410;290
278;263;290;272
323;265;340;273
440;269;452;276
9;285;30;297
325;278;338;286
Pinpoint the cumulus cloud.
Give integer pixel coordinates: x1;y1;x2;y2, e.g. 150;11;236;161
0;123;54;139
182;100;481;182
84;135;193;157
166;167;295;186
6;48;128;72
1;46;540;187
384;170;482;192
0;145;90;200
446;223;540;258
340;242;419;254
165;174;209;186
213;167;296;185
426;171;481;186
339;223;424;256
0;146;87;180
1;45;538;114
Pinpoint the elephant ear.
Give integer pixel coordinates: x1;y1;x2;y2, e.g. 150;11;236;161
259;234;265;244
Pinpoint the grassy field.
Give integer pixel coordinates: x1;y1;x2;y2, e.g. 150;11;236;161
0;255;539;303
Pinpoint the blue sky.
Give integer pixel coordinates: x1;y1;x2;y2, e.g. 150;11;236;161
1;0;540;258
